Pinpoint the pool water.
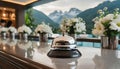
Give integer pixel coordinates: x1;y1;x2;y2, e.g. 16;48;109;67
76;34;120;50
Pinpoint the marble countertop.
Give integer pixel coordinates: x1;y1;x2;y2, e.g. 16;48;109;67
0;38;120;69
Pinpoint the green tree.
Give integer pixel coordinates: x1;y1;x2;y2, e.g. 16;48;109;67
25;9;37;31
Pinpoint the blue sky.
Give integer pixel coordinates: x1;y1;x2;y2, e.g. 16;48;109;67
33;0;115;15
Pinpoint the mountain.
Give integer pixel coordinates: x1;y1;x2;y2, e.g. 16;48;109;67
48;10;63;24
77;0;120;34
66;8;82;17
32;9;59;29
48;8;82;24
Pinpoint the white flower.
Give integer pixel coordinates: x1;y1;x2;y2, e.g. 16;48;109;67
18;25;32;35
75;22;86;33
66;19;73;26
92;22;105;36
35;22;53;34
110;15;120;31
115;8;119;11
98;9;104;15
71;18;79;23
61;17;86;33
92;17;99;23
18;26;23;33
92;29;104;36
92;7;120;36
0;27;8;33
8;27;17;33
101;14;114;23
103;7;108;11
60;24;66;32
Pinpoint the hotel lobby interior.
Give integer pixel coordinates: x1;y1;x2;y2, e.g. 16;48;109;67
0;0;120;69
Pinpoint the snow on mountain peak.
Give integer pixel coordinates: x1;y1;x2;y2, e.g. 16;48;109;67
48;8;82;23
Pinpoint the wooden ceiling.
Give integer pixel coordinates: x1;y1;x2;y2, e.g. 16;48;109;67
2;0;38;5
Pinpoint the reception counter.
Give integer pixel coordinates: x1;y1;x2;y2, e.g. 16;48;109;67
0;38;120;69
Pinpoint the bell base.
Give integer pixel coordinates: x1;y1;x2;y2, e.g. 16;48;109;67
47;49;81;58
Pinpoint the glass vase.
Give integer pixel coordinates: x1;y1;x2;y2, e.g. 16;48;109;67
39;33;48;42
1;32;7;39
101;36;118;50
19;33;28;41
19;33;23;40
23;33;28;41
9;33;15;40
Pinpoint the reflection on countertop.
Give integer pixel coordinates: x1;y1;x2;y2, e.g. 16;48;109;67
0;38;120;69
93;49;120;69
50;58;78;69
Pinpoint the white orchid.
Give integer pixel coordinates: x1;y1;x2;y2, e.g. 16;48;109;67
0;27;8;33
35;22;53;34
8;27;17;33
18;25;32;35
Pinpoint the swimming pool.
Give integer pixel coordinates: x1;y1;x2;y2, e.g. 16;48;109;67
76;34;120;50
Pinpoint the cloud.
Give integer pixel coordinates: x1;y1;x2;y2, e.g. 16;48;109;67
33;0;114;15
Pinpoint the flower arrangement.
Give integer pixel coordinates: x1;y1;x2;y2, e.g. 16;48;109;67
60;17;86;34
35;22;53;34
0;27;8;33
18;25;32;35
8;27;17;33
92;7;120;37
